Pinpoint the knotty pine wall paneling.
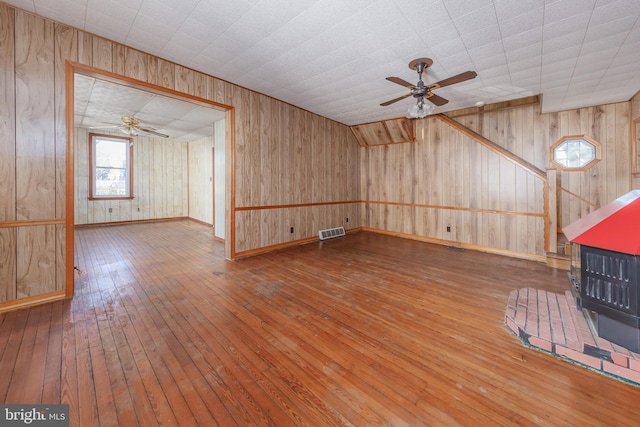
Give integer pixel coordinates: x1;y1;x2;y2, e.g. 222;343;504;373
362;98;634;260
0;4;16;222
16;225;56;298
214;119;226;239
15;11;56;221
0;228;16;302
363;113;547;260
55;23;76;225
0;6;69;310
553;103;631;227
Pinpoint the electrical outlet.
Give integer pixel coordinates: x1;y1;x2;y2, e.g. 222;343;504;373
137;207;140;211
290;227;294;234
346;217;349;223
446;226;451;232
108;207;113;213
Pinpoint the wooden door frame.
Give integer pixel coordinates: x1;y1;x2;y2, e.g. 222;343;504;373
65;61;234;297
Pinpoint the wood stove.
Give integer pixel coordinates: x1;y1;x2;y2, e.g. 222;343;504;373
564;190;640;353
580;245;640;351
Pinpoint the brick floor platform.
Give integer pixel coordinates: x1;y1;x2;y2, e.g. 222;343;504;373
505;287;640;386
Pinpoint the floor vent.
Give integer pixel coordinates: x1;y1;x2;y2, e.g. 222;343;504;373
319;227;346;241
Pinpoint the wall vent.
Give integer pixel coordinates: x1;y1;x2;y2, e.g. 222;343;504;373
319;227;346;241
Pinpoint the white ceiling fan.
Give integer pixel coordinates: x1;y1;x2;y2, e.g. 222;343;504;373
91;115;169;138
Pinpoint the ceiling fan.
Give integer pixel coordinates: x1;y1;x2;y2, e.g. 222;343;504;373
117;116;169;138
91;116;169;138
381;57;477;118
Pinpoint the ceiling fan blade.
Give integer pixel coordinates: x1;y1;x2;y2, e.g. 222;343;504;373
386;76;416;89
138;127;169;138
425;92;449;106
428;71;477;90
380;93;412;107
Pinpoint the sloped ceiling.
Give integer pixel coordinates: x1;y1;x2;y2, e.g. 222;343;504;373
5;0;640;126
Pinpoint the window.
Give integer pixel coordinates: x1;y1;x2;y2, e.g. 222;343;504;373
89;133;133;199
550;135;601;171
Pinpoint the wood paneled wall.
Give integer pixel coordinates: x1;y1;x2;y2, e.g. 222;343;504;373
552;104;630;227
213;120;226;239
631;91;640;188
361;100;636;260
350;117;413;146
74;128;188;225
187;135;214;225
233;101;361;254
0;3;360;310
361;113;546;259
0;7;66;304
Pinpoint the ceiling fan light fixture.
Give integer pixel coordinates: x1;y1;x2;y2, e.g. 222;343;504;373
120;127;138;136
407;99;434;118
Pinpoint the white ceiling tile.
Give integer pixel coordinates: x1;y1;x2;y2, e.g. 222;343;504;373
461;24;502;50
591;0;640;25
583;23;633;49
187;1;237;29
468;40;506;61
3;0;638;125
426;51;472;75
420;21;461;47
442;0;493;19
358;1;405;31
453;4;498;36
430;37;467;59
494;0;544;21
505;43;542;63
508;56;542;73
498;8;544;38
475;63;510;80
401;1;451;30
542;30;587;54
543;11;591;39
178;18;225;43
136;0;193;29
164;31;209;57
543;0;597;25
502;28;543;51
85;0;138;26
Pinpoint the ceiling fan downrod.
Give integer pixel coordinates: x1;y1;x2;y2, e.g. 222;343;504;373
414;62;427;97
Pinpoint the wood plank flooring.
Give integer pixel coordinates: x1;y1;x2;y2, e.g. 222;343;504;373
2;219;640;426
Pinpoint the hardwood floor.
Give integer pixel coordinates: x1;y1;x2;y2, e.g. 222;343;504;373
2;220;640;426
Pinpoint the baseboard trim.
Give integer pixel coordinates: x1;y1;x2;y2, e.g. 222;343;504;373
75;216;189;227
233;227;362;259
361;227;546;263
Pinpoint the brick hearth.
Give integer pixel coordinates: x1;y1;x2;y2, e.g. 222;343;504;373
505;288;640;386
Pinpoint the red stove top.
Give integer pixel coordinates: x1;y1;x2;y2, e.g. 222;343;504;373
563;190;640;256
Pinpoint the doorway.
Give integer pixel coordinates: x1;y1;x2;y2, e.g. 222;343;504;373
66;62;233;296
